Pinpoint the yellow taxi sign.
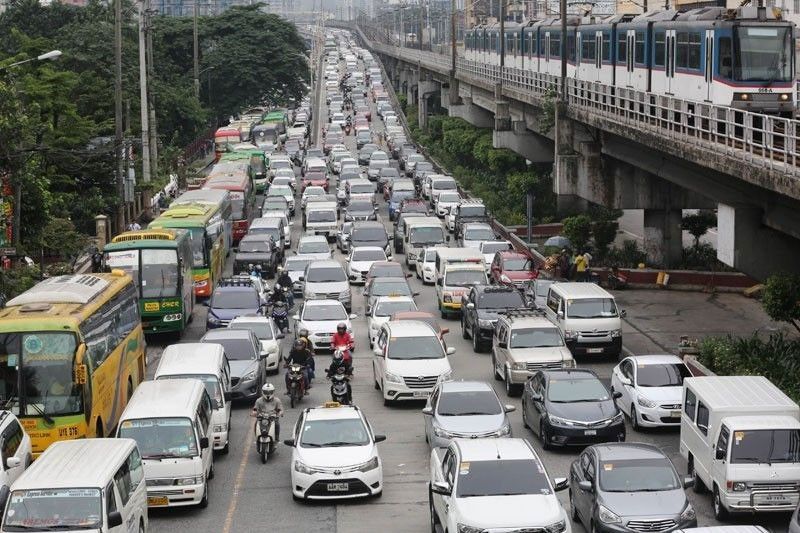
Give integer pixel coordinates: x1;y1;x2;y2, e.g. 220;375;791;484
74;364;87;385
323;401;341;408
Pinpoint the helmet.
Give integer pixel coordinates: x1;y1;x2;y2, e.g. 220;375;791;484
298;328;309;338
277;265;284;272
333;348;344;361
274;283;282;291
337;322;347;333
248;263;254;271
293;339;305;350
261;383;275;400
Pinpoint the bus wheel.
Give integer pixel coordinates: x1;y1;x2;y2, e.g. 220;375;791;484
96;419;104;438
127;378;134;401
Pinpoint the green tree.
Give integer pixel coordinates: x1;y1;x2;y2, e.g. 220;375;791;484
682;211;717;248
762;273;800;334
562;214;592;252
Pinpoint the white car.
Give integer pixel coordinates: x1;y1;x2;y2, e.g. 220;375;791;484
284;256;313;296
0;411;32;488
415;247;439;285
296;235;332;259
610;354;692;430
460;222;496;249
228;316;284;373
258;212;292;249
367;295;418;347
301;186;326;210
479;240;513;271
286;403;385;500
330;112;346;128
434;191;461;218
267;185;295;212
429;438;570;533
272;174;296;190
372;321;453;405
346;246;387;285
292;300;356;352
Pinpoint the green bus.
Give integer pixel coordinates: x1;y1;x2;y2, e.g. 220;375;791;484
226;148;268;193
103;229;195;334
262;110;287;141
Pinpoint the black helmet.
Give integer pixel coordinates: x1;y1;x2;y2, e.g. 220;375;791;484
336;322;347;333
293;339;305;350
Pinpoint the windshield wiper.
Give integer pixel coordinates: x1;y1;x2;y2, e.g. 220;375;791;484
442;411;493;416
27;400;54;426
142;453;182;460
301;442;324;447
320;441;357;447
732;457;765;463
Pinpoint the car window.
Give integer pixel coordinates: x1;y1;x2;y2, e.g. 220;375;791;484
716;425;730;460
684;389;697;422
696;401;710;435
585;450;596;481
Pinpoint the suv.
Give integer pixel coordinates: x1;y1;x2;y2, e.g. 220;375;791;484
205;277;264;329
492;310;575;396
234;234;280;278
249;217;287;251
0;411;31;484
302;259;352;312
460;286;528;352
489;250;537;286
448;199;489;235
200;328;266;401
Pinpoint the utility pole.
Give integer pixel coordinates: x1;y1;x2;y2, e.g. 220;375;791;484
193;0;200;99
450;0;456;71
560;0;566;101
146;3;158;182
418;1;424;50
400;5;405;47
114;0;126;233
500;0;505;69
138;0;152;188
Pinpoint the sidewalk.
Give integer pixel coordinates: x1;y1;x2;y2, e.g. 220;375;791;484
616;289;791;356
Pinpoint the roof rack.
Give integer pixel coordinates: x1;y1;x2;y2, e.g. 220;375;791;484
218;276;257;288
498;308;547;319
480;285;517;293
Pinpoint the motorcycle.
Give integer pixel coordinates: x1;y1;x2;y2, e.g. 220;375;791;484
269;299;289;333
344;123;352;135
286;363;306;408
255;414;277;463
329;368;352;405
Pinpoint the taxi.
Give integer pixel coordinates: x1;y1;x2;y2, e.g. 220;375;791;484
284;403;386;500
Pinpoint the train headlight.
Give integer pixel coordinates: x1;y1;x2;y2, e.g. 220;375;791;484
740;93;749;101
780;93;790;101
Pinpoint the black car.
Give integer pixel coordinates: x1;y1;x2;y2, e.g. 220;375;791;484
233;235;280;278
460;286;527;352
358;143;379;166
344;200;378;222
522;369;625;450
350;221;391;257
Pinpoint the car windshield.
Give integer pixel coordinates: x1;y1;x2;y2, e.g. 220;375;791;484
353;249;386;261
478;291;524;309
547;377;609;402
304;304;347;321
264;200;287;210
388;335;444;359
203;337;255;360
409;226;445;244
370;264;403;277
300;418;370;447
445;270;485;287
351;184;374;194
510;328;564;348
238;240;272;253
268;186;292;197
353;227;387;242
118;417;198;458
286;258;312;273
308;210;336;223
599;457;681;492
299;241;330;254
636;363;691;387
391;191;414;202
4;488;103;530
437;390;502;416
535;281;553;297
439;192;461;203
306;266;347;282
729;429;800;464
156;374;224;407
505;258;532;271
348;202;374;213
456;459;551;497
566;298;618;319
433;180;456;190
416;163;433;171
250;227;281;242
464;227;495;241
211;289;258;309
375;300;416;317
460;206;486;218
373;280;411;296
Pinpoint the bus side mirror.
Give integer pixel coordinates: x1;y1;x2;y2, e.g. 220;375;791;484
107;511;123;529
200;437;210;450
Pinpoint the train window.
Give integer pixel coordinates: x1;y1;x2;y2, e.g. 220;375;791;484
550;33;561;58
568;34;576;62
688;32;701;69
617;32;626;62
635;31;645;64
677;31;689;68
654;31;666;67
582;36;596;63
532;34;538;56
718;36;733;78
603;32;611;61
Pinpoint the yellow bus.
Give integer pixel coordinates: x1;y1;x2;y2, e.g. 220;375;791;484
0;272;146;456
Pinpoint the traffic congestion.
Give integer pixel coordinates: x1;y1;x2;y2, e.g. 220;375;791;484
0;27;797;533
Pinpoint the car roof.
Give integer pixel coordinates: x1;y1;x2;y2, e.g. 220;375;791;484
625;354;684;366
304;404;362;421
473;285;516;295
454;438;536;462
352;246;385;253
499;250;528;258
384;320;437;337
463;222;493;229
299;235;328;243
550;282;613;298
505;315;557;328
229;315;270;325
307;259;343;269
353;221;385;229
375;295;415;304
439;380;495;394
202;328;254;341
304;299;344;308
542;368;599;380
591;442;669;461
213;285;258;295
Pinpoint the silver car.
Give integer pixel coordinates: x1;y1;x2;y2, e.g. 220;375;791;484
302;259;352;312
422;380;515;449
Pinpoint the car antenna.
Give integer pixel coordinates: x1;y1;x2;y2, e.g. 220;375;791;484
495;441;501;460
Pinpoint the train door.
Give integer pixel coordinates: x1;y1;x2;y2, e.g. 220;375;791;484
704;29;714;102
576;32;582;78
625;30;635;87
595;31;603;82
665;29;676;94
545;32;551;67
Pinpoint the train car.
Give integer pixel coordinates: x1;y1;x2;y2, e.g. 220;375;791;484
575;15;615;84
536;17;581;79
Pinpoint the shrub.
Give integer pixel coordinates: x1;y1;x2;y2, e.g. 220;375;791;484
681;211;717;248
592;219;618;261
762;273;800;334
562;214;592;252
605;240;647;268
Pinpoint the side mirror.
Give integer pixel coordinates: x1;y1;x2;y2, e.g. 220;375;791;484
498;341;507;349
683;476;695;489
5;457;20;469
283;439;295;447
200;437;210;450
202;301;210;307
373;345;383;356
446;347;456;355
292;314;300;321
422;407;434;415
446;235;451;242
578;480;593;492
299;276;305;281
365;306;372;315
431;480;451;496
441;328;450;335
259;351;268;360
466;302;475;309
612;391;622;399
373;434;387;443
436;278;443;286
557;311;564;319
715;447;725;461
406;273;413;278
349;313;358;319
504;404;516;413
412;292;420;297
553;477;569;492
620;309;627;318
276;332;286;339
223;391;233;402
529;392;543;402
107;511;123;529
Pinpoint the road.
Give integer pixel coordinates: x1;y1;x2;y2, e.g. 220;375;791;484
144;40;790;533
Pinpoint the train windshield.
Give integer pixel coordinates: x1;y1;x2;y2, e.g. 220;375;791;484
734;25;793;82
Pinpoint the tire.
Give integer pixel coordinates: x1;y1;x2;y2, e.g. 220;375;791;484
713;485;729;521
440;307;447;319
208;461;214;480
428;489;438;533
569;490;579;522
505;369;520;397
472;328;481;353
260;443;268;464
689;457;706;493
630;404;640;431
540;421;552;450
222;441;229;454
492;351;502;381
522;404;530;429
290;390;297;408
461;317;469;339
199;480;209;508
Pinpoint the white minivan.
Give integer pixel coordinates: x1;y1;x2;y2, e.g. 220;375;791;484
403;216;448;266
542;282;625;358
117;380;214;508
2;438;148;533
154;343;232;453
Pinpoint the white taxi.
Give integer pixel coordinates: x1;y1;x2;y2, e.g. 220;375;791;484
284;403;386;500
367;295;418;347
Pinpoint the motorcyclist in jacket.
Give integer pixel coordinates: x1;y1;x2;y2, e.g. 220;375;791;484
285;340;312;394
331;323;354;355
251;383;284;440
296;328;316;381
275;267;294;308
326;347;353;377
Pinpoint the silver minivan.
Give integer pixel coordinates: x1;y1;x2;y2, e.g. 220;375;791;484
302;259;352;312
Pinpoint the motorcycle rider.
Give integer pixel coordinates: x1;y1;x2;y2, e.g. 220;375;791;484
250;383;284;440
275;266;294;308
285;339;312;394
331;322;354;364
296;328;316;381
326;347;353;377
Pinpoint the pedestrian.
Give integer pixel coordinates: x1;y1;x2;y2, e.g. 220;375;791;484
90;248;103;273
557;249;570;280
574;250;588;282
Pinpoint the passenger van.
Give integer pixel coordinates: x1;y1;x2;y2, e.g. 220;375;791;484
116;380;214;508
2;439;148;532
154;343;232;453
542;282;625;358
403;216;448;266
433;248;485;282
304;200;339;239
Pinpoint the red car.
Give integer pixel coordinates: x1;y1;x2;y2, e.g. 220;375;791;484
489;250;538;286
301;171;329;192
356;106;372;121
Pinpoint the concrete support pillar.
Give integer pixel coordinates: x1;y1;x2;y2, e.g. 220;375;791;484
643;208;683;268
493;120;555;163
448;95;495;128
419;95;429;129
718;204;800;281
95;215;109;249
494;100;511;132
448;75;461;106
553;102;586;214
418;79;439;131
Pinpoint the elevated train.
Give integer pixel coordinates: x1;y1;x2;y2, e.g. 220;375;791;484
464;6;795;115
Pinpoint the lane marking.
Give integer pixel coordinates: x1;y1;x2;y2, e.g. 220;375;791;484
221;420;255;533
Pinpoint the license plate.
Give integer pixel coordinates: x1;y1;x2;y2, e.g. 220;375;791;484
756;494;791;503
671;410;682;418
584;430;597;436
148;496;169;506
327;483;349;492
586;348;604;354
413;391;430;398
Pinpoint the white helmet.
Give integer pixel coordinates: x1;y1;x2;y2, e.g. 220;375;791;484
261;383;275;400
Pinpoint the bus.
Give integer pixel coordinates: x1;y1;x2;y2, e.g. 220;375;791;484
0;272;146;456
262;110;287;141
170;188;233;253
226;147;268;193
103;229;195;335
213;127;241;161
149;199;230;298
204;167;256;245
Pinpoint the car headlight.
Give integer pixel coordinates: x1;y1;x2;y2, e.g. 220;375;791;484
356;456;380;472
637;396;657;409
207;314;221;325
384;371;403;384
512;362;527;371
545;520;567;533
492;424;511;437
213;424;226;433
608;412;624;425
564;330;578;340
305;291;318;299
610;328;622;338
294;460;320;475
439;370;453;381
457;524;485;533
433;425;453;438
477;319;494;329
339;290;350;299
175;476;203;486
598;504;621;524
680;503;696;521
548;415;575;427
500;274;511;284
731;482;747;492
241;370;257;382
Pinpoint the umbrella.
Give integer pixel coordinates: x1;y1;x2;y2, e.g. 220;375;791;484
544;235;572;249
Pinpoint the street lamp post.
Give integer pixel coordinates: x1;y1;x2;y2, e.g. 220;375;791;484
0;50;62;72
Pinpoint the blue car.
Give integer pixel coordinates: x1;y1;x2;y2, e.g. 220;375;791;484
388;190;416;221
205;284;263;330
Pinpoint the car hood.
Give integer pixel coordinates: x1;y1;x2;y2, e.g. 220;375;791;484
288;271;304;282
634;385;683;405
436;413;506;435
143;456;203;479
229;359;258;378
260;339;279;353
546;398;618;422
456;494;563;529
306;281;348;293
461;240;483;249
297;252;332;260
296;444;375;468
301;319;348;334
386;357;451;375
350;260;379;271
504;270;537;281
209;307;259;321
510;346;573;363
476;309;507;321
600;489;687;518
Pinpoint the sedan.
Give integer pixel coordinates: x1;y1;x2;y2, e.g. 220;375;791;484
569;443;696;533
292;300;356;352
347;246;387;285
422;380;514;449
610;355;691;430
522;369;625;449
344;200;378;222
364;276;416;313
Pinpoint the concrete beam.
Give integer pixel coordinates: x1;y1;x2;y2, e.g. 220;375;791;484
418;79;439;130
493;121;554;163
448;96;494;129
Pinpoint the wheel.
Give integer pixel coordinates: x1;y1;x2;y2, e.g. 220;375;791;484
492;351;502;381
540;421;552;450
207;461;214;480
630;404;640;431
522;404;530;429
569;490;579;522
428;489;438;533
440;307;447;319
472;327;481;352
505;369;520;397
260;443;268;464
689;458;706;493
290;390;297;408
221;440;229;454
713;485;729;520
199;480;209;508
461;317;469;339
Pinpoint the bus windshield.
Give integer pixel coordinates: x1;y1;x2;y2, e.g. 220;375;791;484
188;227;208;268
118;417;199;459
105;248;179;298
734;26;793;82
5;488;102;531
0;332;81;416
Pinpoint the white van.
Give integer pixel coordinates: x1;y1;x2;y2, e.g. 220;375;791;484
433;248;485;282
117;380;214;508
154;343;232;453
304;201;339;239
542;282;625;358
428;176;458;207
680;375;800;519
2;439;148;533
403;216;448;266
436;263;487;319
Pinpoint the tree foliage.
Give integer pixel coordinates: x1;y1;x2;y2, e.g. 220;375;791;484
562;214;592;252
681;211;717;248
762;273;800;334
